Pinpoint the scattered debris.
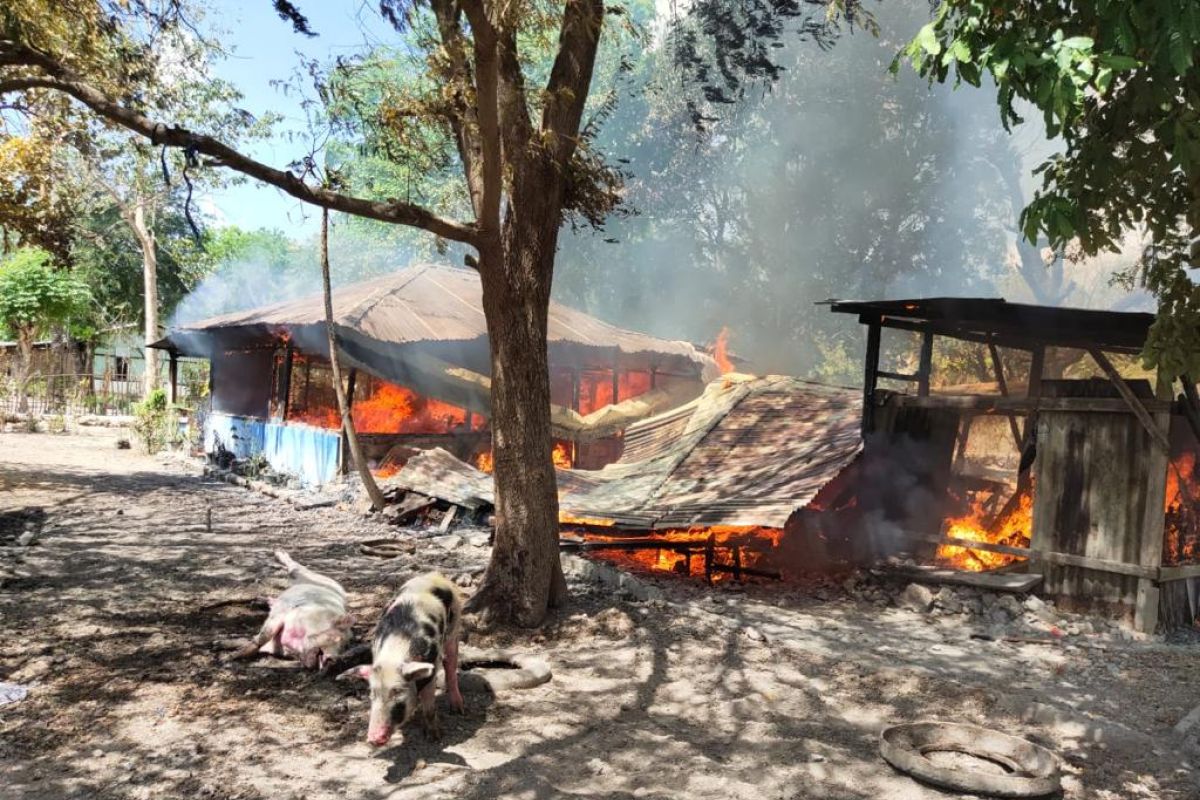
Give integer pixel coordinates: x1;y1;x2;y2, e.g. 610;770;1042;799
0;682;29;707
876;563;1043;593
899;583;934;613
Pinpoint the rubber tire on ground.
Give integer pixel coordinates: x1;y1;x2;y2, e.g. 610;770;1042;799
880;721;1061;798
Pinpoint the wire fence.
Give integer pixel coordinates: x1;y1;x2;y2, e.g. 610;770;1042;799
0;363;209;418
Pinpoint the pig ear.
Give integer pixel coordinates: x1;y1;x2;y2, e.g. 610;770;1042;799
401;662;435;682
336;664;372;682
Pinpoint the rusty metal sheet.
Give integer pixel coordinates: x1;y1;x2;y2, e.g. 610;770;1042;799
167;263;711;367
385;376;861;531
560;376;862;529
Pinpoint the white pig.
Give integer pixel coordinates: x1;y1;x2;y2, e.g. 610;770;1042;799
232;550;354;669
339;572;464;745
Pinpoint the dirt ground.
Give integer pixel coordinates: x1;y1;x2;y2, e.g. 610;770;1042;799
3;429;1200;800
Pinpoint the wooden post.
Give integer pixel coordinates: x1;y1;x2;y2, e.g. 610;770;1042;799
571;368;581;412
1135;372;1173;633
1023;346;1045;442
650;366;658;391
705;532;715;586
988;342;1024;450
611;354;620;406
339;369;359;475
167;350;178;405
917;331;934;396
279;344;293;421
862;318;881;437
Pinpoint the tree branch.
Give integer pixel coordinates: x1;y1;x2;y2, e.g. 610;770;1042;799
541;0;604;166
430;0;486;222
460;1;502;237
495;23;534;168
0;57;480;245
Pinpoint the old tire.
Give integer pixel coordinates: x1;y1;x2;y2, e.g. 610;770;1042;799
880;721;1061;798
458;647;551;691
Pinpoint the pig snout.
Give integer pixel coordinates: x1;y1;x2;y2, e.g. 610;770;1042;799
367;724;393;747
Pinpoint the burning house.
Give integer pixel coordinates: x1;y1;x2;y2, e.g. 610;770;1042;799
830;297;1200;633
151;263;716;485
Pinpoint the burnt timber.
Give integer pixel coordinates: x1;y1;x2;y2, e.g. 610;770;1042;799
831;297;1200;634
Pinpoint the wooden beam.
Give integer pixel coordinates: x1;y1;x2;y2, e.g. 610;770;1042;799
877;318;1036;352
917;331;934;396
167;351;178;405
889;394;1171;414
1158;564;1200;582
988;342;1024;449
877;370;921;383
611;355;620;406
1087;348;1171;454
279;344;293;421
1023;346;1044;442
905;530;1160;579
862;318;881;436
876;316;1144;355
952;415;973;472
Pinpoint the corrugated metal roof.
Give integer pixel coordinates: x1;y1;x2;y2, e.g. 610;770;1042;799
389;375;862;530
560;375;862;528
172;263;709;364
829;297;1154;352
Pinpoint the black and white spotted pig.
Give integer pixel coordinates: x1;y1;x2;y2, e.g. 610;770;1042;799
339;573;463;746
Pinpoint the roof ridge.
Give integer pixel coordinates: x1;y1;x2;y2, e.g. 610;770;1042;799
341;264;431;330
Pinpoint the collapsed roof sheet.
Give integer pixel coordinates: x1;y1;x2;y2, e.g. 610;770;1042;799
389;375;862;529
159;263;710;368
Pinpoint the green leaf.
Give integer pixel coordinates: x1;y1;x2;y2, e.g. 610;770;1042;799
915;23;942;57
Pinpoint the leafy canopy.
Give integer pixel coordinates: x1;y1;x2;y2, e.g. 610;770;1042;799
0;247;91;336
899;0;1200;376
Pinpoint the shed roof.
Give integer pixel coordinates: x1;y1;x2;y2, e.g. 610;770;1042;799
829;297;1155;353
158;263;710;369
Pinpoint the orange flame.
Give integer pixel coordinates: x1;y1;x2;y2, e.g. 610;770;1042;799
575;370;654;415
937;488;1033;571
1164;451;1199;565
569;526;784;582
288;379;471;434
374;462;401;478
713;327;734;375
473;442;571;472
553;442;573;469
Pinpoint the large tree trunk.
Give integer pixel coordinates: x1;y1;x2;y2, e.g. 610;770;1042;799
133;202;160;396
469;168;569;627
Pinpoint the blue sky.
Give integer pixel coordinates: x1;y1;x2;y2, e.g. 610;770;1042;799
204;1;384;239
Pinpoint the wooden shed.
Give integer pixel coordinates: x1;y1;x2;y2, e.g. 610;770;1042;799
831;298;1200;633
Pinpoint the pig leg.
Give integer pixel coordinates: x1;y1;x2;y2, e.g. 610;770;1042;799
444;640;464;713
418;681;441;741
231;619;283;661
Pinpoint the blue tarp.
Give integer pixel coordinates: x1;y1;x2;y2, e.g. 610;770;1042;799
205;412;341;486
205;413;265;459
263;421;341;486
